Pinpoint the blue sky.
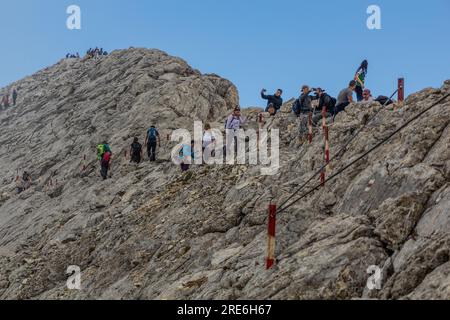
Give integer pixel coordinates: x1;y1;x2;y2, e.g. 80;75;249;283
0;0;449;107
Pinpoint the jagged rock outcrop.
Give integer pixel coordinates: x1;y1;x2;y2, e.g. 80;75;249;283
0;48;449;300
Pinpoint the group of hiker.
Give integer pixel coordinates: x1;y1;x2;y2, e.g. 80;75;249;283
65;53;80;59
261;60;394;136
64;48;108;60
0;89;18;110
86;47;108;58
14;59;396;185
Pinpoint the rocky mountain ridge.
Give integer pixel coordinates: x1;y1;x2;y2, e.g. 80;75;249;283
0;48;449;299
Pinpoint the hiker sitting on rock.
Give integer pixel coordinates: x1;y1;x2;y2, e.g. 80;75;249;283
267;103;277;117
362;88;374;103
261;88;283;115
334;80;356;118
312;88;336;126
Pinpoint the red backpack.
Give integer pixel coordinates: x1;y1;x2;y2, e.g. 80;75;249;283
103;152;111;162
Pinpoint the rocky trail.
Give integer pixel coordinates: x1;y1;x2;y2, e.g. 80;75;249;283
0;48;449;299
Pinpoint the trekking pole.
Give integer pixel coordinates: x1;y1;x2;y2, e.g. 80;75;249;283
266;203;277;270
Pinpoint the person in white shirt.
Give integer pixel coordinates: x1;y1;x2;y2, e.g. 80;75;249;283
362;88;374;103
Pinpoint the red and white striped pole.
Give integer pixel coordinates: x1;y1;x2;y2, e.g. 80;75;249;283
308;112;313;144
322;106;327;130
266;203;277;270
398;78;405;107
324;126;330;164
321;120;330;187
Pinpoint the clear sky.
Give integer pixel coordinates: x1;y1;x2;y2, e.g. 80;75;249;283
0;0;449;107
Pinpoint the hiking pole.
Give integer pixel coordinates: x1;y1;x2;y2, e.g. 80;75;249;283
266;203;277;270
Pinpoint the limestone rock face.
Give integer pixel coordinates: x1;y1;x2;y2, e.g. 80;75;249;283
0;49;449;300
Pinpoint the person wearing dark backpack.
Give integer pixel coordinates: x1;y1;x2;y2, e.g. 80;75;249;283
130;137;143;164
354;60;368;102
312;88;336;126
145;126;161;162
294;85;317;136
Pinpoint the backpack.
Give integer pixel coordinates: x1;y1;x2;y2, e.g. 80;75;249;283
292;99;301;115
147;127;158;142
225;116;240;130
325;95;337;112
375;95;394;106
103;152;111;163
131;143;142;156
97;144;105;160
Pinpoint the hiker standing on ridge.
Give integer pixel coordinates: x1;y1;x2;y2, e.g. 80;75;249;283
334;80;356;118
354;60;368;102
292;85;316;116
225;106;246;156
293;85;317;137
145;125;161;162
12;89;18;106
261;88;283;114
130;137;143;164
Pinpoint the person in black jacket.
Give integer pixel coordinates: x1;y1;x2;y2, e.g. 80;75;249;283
130;137;143;164
261;88;283;114
312;88;336;126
